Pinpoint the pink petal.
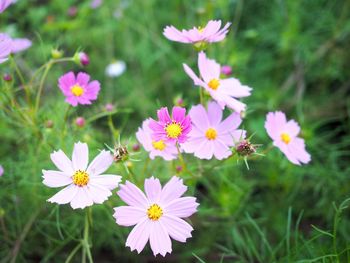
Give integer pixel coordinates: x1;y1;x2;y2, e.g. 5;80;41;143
144;176;162;203
172;106;185;123
194;140;214;159
76;72;90;86
157;107;171;124
150;221;172;257
70;187;93;209
164;197;198;218
198;51;220;82
47;184;78;205
126;219;151;254
202;20;222;39
213;140;232;160
285;119;300;137
163;25;191;43
89;174;121;190
207;101;223;126
50;149;74;174
217;112;242;133
159;176;187;205
58;71;76;95
220;78;252;97
72;142;89;171
117;181;149;208
84;80;100;100
181;137;203;154
65;96;79;107
183;63;205;86
113;206;146;226
42;170;72;188
265;111;287;141
189;104;209;132
11;38;32;53
161;215;193;242
86;150;113;176
86;184;112;204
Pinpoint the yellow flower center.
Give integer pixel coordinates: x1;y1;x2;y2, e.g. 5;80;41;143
72;170;89;186
205;128;217;140
147;204;163;221
165;122;182;139
71;84;84;97
281;133;291;144
152;140;166;151
198;26;204;33
208;79;220;90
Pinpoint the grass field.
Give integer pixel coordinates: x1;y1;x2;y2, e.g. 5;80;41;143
1;0;350;262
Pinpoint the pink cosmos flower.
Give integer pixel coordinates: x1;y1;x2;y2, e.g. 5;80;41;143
182;101;246;160
265;111;311;165
136;119;178;161
163;20;231;44
183;51;252;113
43;142;121;209
149;106;191;144
0;34;12;64
11;38;32;53
90;0;102;9
58;71;100;107
0;0;13;13
113;176;199;256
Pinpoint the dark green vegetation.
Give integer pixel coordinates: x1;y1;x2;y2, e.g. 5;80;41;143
1;0;350;262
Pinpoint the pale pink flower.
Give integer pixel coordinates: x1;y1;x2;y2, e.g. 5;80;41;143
183;51;252;113
0;165;3;176
58;71;100;107
149;106;191;144
265;111;311;165
113;176;199;256
136;119;178;161
0;33;12;64
0;0;13;13
182;102;246;160
43;142;121;209
163;20;231;44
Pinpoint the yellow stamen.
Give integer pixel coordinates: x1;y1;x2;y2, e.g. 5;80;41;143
71;84;84;97
152;140;166;151
205;128;217;140
72;170;89;186
165;122;182;139
281;133;291;144
147;204;163;221
208;79;220;90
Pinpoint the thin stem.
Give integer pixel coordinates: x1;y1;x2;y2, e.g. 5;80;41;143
176;143;194;177
34;62;52;114
10;56;31;104
82;208;93;263
199;87;204;105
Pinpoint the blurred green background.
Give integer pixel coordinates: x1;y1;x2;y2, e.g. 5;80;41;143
1;0;350;262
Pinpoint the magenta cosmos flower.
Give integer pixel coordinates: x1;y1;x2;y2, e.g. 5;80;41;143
184;51;252;113
0;0;13;13
113;176;199;256
149;106;191;144
163;20;231;45
136;119;178;161
58;71;100;107
265;111;311;165
182;101;246;160
0;34;12;64
43;142;121;209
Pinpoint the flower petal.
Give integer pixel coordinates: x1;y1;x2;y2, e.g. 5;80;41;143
117;181;149;208
89;174;121;190
126;219;151;254
161;215;193;242
207;101;223;126
150;221;172;257
72;142;89;171
42;170;72;188
50;150;74;174
86;150;113;176
164;197;199;218
159;176;187;205
86;184;112;204
113;206;147;226
47;184;78;205
144;176;162;203
70;187;93;209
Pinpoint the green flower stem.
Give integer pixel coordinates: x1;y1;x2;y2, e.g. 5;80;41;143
10;56;31;105
82;208;93;263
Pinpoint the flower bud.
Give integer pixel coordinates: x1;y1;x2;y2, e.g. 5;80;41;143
236;140;256;156
0;165;3;177
113;145;129;162
105;103;115;112
68;6;78;17
51;49;64;59
45;120;54;128
75;117;85;127
132;143;140;152
173;96;184;107
221;65;232;76
73;52;90;66
176;165;183;173
3;73;12;82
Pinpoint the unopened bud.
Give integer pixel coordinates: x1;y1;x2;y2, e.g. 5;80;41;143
75;117;85;127
113;145;128;162
45;120;54;128
221;65;232;76
51;49;64;59
105;103;115;112
236;140;256;156
132;143;140;152
3;73;12;82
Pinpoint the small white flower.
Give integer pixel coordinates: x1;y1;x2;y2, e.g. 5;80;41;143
43;142;122;209
105;60;126;78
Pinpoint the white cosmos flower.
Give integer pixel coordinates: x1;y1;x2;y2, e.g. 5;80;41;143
43;142;121;209
105;60;126;78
